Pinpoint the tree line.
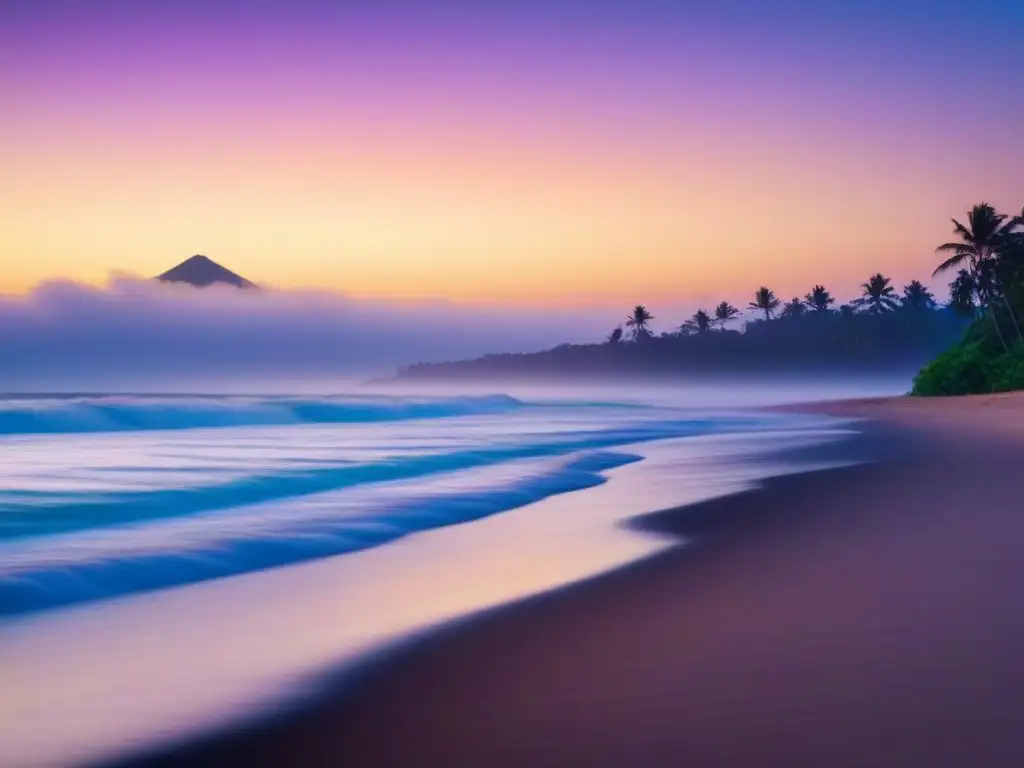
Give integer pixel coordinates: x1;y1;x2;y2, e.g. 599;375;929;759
606;202;1022;347
610;275;938;344
399;203;1021;382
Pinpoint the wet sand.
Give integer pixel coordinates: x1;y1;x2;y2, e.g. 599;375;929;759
135;395;1024;767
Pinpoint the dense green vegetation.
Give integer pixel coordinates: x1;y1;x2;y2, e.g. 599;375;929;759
911;203;1024;395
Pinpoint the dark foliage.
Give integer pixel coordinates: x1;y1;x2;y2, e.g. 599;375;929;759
805;285;835;312
902;280;935;310
713;302;740;328
748;287;780;320
625;305;654;341
911;203;1024;395
682;309;712;334
401;304;968;379
854;274;899;314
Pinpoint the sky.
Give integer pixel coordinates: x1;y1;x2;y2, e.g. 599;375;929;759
2;0;1023;309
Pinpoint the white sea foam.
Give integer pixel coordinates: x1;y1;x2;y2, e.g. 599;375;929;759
0;393;523;435
0;394;834;616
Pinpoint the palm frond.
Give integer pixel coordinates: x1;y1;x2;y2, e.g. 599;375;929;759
951;218;975;243
935;242;976;253
933;250;971;275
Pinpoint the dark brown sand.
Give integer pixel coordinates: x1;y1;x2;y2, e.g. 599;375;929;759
138;397;1024;767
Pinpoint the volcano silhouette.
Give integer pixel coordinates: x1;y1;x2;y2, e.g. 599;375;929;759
156;255;256;289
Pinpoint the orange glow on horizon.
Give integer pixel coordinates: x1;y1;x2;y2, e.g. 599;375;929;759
4;1;1023;309
3;98;1021;306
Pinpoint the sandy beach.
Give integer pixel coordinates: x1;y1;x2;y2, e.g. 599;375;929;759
131;393;1024;767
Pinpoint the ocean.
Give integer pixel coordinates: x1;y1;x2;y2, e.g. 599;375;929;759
0;381;900;766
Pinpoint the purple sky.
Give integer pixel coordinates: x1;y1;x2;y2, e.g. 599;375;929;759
1;0;1021;374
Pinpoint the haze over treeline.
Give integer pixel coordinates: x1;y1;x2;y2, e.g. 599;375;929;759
0;270;971;391
399;282;968;381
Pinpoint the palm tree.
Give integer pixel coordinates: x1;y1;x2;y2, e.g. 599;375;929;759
713;301;740;329
682;309;712;334
901;280;935;310
997;227;1024;278
606;326;624;344
748;287;780;320
804;285;835;312
949;257;999;310
856;273;899;314
780;297;806;318
948;269;977;317
975;258;1000;312
934;203;1021;276
948;260;1008;351
934;203;1023;344
625;305;654;340
995;218;1024;314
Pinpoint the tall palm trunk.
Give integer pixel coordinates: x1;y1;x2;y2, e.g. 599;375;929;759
982;245;1024;345
989;308;1010;352
1003;296;1023;344
1000;274;1024;344
972;260;1010;352
983;294;1011;353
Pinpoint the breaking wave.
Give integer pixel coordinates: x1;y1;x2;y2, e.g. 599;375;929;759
0;394;523;435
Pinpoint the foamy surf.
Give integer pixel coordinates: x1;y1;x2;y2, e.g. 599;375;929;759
0;422;857;768
0;451;644;615
0;395;842;619
0;393;523;435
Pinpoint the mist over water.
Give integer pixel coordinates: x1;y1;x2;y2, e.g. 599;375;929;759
372;375;912;408
0;276;927;397
0;277;615;389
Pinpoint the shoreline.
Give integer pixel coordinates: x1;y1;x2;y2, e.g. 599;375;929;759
5;416;841;768
121;410;1024;767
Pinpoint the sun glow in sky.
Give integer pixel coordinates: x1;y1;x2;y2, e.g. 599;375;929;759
3;0;1022;306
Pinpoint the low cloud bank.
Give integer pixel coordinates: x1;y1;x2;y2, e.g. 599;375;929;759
0;277;613;389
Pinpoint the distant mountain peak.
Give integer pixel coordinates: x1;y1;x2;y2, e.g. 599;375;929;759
156;255;256;289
